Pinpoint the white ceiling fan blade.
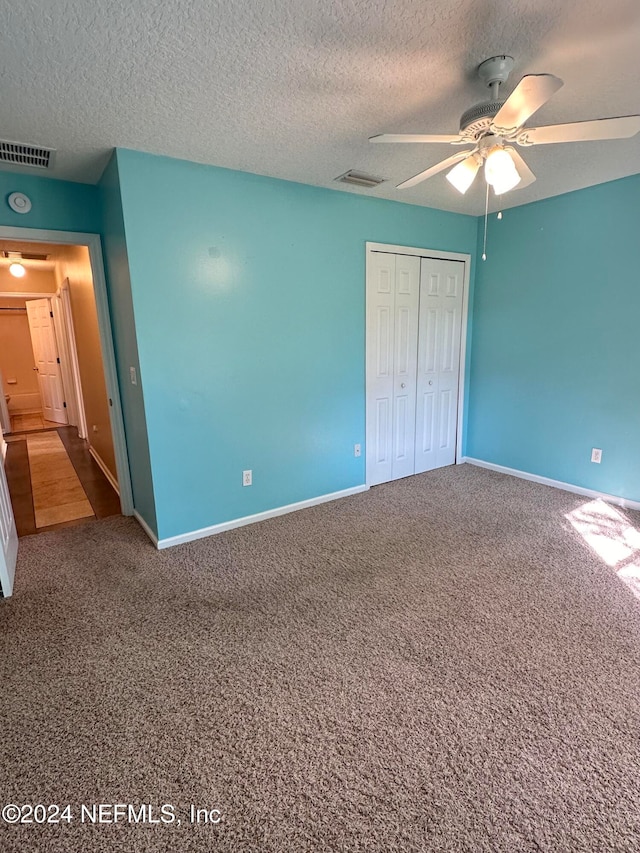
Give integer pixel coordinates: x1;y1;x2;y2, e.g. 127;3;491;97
505;147;536;189
492;74;563;134
397;150;474;189
518;115;640;145
370;133;464;144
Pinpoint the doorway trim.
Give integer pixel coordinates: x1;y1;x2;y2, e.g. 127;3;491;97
365;242;471;485
55;279;88;438
0;226;134;515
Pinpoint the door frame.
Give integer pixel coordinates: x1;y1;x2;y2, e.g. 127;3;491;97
54;280;88;438
365;242;471;485
0;226;134;515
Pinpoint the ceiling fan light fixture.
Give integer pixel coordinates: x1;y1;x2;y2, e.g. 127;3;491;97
485;147;521;194
446;155;481;194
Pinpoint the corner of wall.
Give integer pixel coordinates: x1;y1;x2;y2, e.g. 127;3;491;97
98;154;159;537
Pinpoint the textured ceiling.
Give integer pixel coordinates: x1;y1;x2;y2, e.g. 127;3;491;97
0;0;638;214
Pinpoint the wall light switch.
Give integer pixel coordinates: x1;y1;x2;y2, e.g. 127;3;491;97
591;448;602;464
354;444;361;457
129;366;137;386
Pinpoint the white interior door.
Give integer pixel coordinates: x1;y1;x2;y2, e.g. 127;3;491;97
0;442;18;597
366;252;419;485
415;258;464;472
26;298;68;425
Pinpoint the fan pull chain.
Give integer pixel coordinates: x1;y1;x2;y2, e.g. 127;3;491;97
482;181;489;260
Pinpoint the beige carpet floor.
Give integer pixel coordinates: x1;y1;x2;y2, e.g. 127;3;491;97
26;431;93;527
1;464;640;852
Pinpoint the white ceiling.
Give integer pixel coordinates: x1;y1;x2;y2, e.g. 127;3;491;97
0;0;639;215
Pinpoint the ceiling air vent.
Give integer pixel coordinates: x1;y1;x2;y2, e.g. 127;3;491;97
335;170;384;188
2;251;50;261
0;140;55;170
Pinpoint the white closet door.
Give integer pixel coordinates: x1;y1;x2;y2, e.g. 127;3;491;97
391;254;420;479
415;258;464;472
366;252;420;485
366;252;396;486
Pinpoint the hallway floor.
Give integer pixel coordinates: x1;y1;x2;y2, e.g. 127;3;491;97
9;412;60;433
5;426;120;536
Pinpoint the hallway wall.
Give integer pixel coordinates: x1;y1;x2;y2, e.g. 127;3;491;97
0;266;56;294
55;245;117;483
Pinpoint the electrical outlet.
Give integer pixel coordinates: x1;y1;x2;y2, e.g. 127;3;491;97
354;443;361;457
92;425;98;433
242;469;252;486
591;448;602;464
129;366;137;386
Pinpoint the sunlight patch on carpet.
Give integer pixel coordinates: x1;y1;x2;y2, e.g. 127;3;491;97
566;498;640;599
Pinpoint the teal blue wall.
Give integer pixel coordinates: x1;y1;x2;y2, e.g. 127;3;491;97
6;159;636;537
98;155;157;533
115;149;477;539
467;173;640;502
0;171;100;233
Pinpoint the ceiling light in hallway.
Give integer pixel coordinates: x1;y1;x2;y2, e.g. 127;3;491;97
9;262;26;277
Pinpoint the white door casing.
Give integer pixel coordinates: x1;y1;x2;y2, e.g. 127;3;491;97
415;258;464;473
366;252;420;486
51;293;77;429
0;445;18;597
26;298;68;425
54;281;88;439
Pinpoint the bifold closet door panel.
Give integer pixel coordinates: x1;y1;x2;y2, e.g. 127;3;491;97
366;252;420;485
366;252;396;486
390;254;420;480
415;258;464;473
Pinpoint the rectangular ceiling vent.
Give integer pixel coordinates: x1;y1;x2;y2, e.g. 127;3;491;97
2;251;50;261
0;140;55;170
335;170;384;188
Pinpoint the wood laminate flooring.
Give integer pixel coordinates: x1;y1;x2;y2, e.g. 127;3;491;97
5;426;121;536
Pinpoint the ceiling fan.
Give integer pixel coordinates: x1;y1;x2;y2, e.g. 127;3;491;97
370;56;640;195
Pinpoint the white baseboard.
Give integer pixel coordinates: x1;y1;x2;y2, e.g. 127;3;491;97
134;510;159;547
156;484;370;550
88;446;120;495
461;456;640;511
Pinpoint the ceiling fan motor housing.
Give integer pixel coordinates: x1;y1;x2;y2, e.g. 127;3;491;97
459;101;505;139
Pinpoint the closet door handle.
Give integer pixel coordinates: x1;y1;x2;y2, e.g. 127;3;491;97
400;382;406;388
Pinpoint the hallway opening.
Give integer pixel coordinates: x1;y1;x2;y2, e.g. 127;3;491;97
0;237;124;539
